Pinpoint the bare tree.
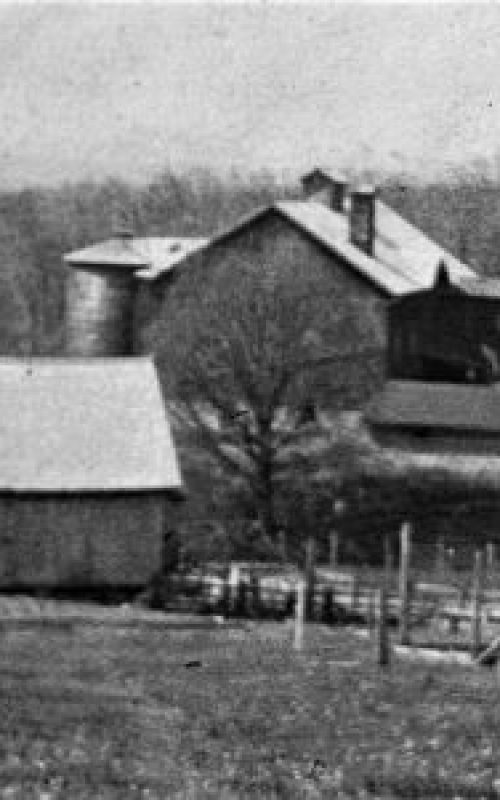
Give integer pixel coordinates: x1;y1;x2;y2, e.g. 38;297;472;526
157;253;382;554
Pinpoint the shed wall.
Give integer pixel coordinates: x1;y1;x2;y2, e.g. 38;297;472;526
0;493;166;588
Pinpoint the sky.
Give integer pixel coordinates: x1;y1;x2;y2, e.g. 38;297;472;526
0;3;500;188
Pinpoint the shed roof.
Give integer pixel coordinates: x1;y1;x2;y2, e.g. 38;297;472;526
64;236;207;278
0;357;183;493
365;380;500;434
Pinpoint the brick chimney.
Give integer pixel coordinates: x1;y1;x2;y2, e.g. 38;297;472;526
64;229;147;357
349;185;376;256
301;169;348;213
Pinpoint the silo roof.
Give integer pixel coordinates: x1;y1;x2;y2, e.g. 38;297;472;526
64;236;150;269
64;235;208;277
0;357;183;494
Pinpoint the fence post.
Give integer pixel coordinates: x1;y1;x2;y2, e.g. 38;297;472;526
228;564;240;616
367;588;376;631
377;585;390;667
399;521;412;645
383;534;392;589
486;542;495;575
251;573;261;618
305;537;316;621
294;578;306;651
351;570;360;617
471;549;483;658
278;530;287;564
329;531;339;568
435;536;446;579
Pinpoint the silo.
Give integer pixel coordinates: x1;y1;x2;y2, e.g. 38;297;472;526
64;231;148;357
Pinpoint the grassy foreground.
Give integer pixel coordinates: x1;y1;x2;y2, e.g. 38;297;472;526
0;620;500;799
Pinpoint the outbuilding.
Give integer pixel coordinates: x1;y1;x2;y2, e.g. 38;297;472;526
0;357;183;590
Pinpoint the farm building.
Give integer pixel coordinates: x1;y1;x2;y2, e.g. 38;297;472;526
362;261;500;567
387;261;500;383
65;168;474;413
0;231;184;590
366;380;500;453
0;357;182;589
65;232;208;349
367;261;500;449
137;167;475;409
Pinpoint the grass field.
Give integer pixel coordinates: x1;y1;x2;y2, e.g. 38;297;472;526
1;618;500;799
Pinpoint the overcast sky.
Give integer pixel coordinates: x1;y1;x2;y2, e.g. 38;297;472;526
0;3;499;188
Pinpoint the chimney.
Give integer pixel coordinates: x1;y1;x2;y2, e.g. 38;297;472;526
301;169;348;213
349;185;376;256
328;174;348;213
64;228;147;357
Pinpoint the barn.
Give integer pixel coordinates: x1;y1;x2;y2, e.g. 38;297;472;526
136;168;475;410
66;170;475;413
0;229;184;590
362;261;500;568
387;262;500;383
0;357;182;590
368;261;500;448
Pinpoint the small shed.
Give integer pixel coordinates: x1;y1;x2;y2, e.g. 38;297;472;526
387;265;500;383
365;380;500;453
0;356;183;589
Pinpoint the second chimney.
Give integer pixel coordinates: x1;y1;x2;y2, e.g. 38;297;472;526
349;186;376;257
301;169;347;213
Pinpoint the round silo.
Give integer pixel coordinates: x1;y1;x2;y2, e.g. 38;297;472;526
64;231;148;357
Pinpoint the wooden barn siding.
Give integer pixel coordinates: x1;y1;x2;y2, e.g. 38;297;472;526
65;267;137;357
0;493;166;588
143;209;388;406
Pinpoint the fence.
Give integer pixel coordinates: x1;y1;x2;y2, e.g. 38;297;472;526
152;524;500;662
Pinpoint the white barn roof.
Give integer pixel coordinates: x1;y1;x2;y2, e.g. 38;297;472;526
195;197;474;298
0;357;183;493
277;200;475;296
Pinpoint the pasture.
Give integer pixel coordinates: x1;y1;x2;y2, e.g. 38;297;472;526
0;611;500;798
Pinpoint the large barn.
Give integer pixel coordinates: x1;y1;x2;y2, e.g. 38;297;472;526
67;170;474;410
136;168;475;408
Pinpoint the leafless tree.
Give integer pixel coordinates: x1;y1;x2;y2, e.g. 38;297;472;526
159;253;382;552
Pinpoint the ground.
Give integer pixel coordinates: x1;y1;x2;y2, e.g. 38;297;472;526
1;617;500;799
